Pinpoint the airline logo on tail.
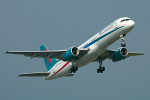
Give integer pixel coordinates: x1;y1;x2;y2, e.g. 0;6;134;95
45;48;52;66
40;45;58;71
47;58;52;65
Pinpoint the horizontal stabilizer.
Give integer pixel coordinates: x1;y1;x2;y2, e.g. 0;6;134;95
19;72;50;77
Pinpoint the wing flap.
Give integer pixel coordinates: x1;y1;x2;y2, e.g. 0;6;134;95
19;72;50;77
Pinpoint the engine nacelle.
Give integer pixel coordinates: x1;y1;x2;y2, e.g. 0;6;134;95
62;47;79;61
112;47;128;62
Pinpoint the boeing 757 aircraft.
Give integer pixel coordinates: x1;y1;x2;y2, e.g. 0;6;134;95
6;17;144;80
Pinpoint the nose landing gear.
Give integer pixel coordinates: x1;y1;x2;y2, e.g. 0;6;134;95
120;34;126;47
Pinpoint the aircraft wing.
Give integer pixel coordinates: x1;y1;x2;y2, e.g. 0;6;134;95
94;49;145;61
6;48;89;60
19;72;50;77
127;52;145;57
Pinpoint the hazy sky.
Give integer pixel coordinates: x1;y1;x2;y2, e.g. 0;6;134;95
1;0;150;100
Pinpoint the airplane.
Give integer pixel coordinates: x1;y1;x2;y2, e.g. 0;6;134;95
6;17;145;80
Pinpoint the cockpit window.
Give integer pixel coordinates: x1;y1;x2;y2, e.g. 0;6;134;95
120;19;130;22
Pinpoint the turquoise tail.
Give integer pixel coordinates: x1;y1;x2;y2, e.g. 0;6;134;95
40;45;58;71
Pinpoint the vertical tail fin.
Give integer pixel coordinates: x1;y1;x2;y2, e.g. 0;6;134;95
40;45;58;71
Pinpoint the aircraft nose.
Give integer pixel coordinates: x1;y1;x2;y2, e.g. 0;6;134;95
129;20;135;28
126;20;135;31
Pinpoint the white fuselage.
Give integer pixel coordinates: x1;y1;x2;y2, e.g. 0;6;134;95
45;17;135;80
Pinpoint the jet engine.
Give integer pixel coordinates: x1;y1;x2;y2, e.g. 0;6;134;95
112;47;128;62
62;47;79;61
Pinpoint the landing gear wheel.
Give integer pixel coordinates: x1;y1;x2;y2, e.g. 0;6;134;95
102;67;105;71
97;69;100;73
75;67;78;72
121;43;126;47
70;66;78;73
97;67;105;73
100;67;105;73
100;70;103;73
70;69;72;73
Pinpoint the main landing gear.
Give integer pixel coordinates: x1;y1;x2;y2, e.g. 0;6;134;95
120;34;126;47
97;58;105;73
70;66;78;73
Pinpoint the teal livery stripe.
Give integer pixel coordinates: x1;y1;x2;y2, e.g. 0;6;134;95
83;26;124;48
